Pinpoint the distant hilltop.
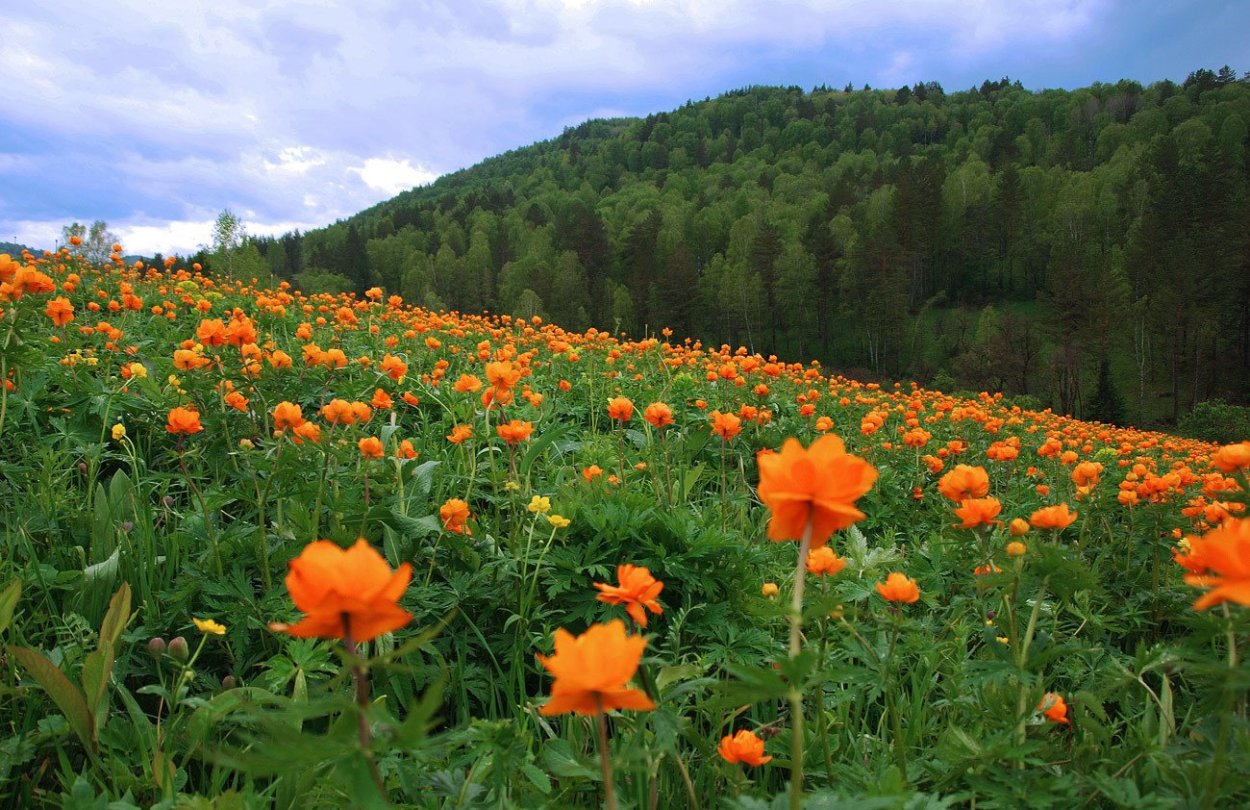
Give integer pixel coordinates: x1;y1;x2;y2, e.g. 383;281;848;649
0;241;36;256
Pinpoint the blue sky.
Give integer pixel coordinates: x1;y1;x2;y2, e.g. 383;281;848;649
1;0;1246;255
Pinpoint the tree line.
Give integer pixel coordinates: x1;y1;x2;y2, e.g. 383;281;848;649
226;68;1249;426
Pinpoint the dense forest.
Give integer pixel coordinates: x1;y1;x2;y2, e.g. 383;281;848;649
232;68;1249;425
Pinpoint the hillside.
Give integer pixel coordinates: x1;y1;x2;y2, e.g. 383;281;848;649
0;241;34;256
242;68;1250;425
2;249;1247;806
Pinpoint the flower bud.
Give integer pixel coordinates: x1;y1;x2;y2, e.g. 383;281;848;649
168;636;189;662
148;637;167;657
761;582;779;598
1009;518;1030;537
1006;541;1027;557
222;675;238;690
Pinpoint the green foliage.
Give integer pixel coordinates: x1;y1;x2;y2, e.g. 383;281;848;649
1178;399;1250;443
250;72;1250;425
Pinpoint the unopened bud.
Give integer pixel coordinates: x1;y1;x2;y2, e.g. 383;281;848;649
148;637;167;657
168;636;189;662
222;675;238;690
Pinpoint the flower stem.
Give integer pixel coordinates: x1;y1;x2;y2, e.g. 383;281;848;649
788;521;812;810
595;697;618;810
343;616;385;800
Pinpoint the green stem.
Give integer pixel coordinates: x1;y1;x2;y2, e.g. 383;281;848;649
595;698;618;810
788;522;812;810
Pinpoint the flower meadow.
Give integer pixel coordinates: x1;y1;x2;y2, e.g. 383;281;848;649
1;246;1249;809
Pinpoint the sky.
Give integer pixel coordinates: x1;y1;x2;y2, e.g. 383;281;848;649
1;0;1246;256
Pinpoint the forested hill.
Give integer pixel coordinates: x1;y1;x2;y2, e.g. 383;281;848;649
246;68;1250;425
0;242;35;256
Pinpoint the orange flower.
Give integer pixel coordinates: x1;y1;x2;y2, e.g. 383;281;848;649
583;464;604;482
937;465;990;503
358;436;384;458
453;373;482;393
292;421;322;444
396;439;418;460
321;398;357;425
1030;504;1078;531
536;620;655;716
756;435;878;547
805;545;847;576
607;396;634;423
1183;518;1250;610
446;424;473;444
1038;692;1070;724
594;564;664;627
953;497;1003;529
370;388;393;410
1213;442;1250;473
875;572;920;603
224;391;248;412
709;410;742;441
196;318;227;346
1009;517;1030;537
165;406;203;435
44;296;74;326
270;538;412;643
718;729;772;766
440;498;471;534
644;401;674;429
271;401;305;431
1071;461;1103;488
496;419;534;445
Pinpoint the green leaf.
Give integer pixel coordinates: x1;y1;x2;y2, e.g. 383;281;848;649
521;762;552;794
8;645;95;752
80;640;115;728
542;738;600;780
99;582;132;650
0;579;20;635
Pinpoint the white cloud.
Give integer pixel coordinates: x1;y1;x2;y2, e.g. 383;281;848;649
351;157;440;196
0;0;1119;256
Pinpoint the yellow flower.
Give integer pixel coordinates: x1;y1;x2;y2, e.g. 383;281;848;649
85;357;98;367
193;617;226;636
547;514;571;529
528;495;551;514
167;374;181;387
761;582;779;598
238;438;255;450
996;636;1009;645
127;362;147;379
504;480;521;492
111;423;127;441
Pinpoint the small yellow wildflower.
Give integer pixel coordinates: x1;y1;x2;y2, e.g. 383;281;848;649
193;617;227;636
238;438;255;450
761;582;779;598
127;362;147;379
527;495;551;514
111;423;127;441
504;480;521;492
546;514;571;529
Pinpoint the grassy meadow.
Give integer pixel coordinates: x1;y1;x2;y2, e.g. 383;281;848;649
1;245;1248;808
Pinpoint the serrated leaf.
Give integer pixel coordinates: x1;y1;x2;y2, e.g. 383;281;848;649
542;738;600;780
521;762;552;794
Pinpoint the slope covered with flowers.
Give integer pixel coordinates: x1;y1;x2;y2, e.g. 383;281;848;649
1;245;1248;807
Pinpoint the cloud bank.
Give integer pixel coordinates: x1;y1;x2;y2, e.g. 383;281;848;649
0;0;1244;255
